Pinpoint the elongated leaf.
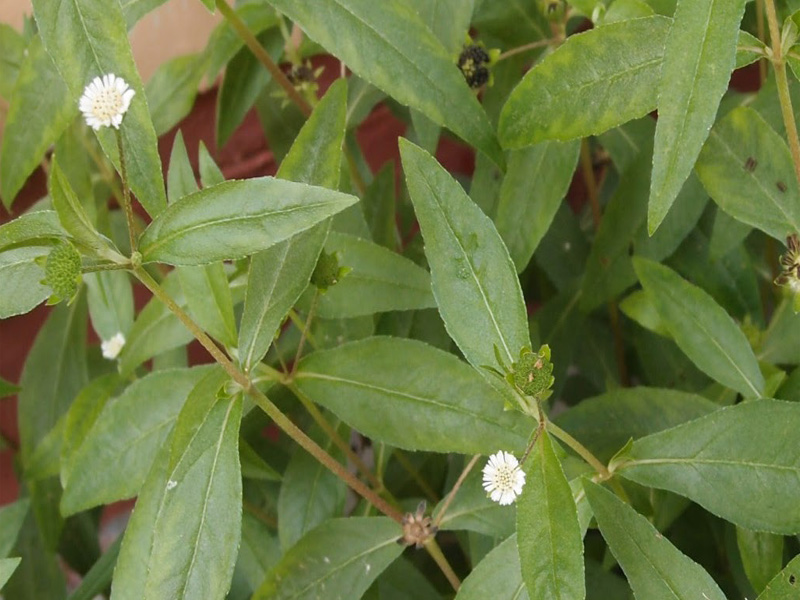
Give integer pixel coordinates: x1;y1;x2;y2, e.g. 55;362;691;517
737;527;784;594
0;246;50;318
4;512;66;599
253;517;403;600
495;141;580;272
400;140;528;372
277;424;347;550
362;163;397;249
0;557;22;590
315;232;435;318
619;399;800;534
294;337;534;454
112;368;242;600
0;35;72;207
0;24;24;98
145;53;205;136
555;388;718;463
633;258;764;397
585;481;726;600
65;535;122;600
432;468;515;538
61;366;214;515
455;535;528;600
265;0;503;167
239;79;347;371
756;555;800;599
499;17;670;147
517;432;585;600
216;28;282;147
695;106;800;241
32;0;167;217
122;0;168;29
0;376;20;400
118;272;194;376
139;177;356;265
648;0;747;233
50;158;118;259
85;270;134;341
0;211;67;252
0;500;30;558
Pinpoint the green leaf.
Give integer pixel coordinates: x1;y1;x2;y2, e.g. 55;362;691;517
61;366;214;515
0;211;67;252
145;53;205;136
111;368;242;600
277;424;347;550
85;270;134;341
118;272;194;376
619;399;800;534
294;337;534;455
203;4;279;80
0;23;25;98
555;387;718;463
0;35;72;207
0;376;20;400
736;527;784;594
633;258;765;397
499;17;670;147
0;246;50;318
0;558;22;591
494;141;580;272
454;535;527;600
233;512;281;595
400;140;528;372
253;517;403;600
139;177;357;265
648;0;747;233
756;554;800;599
198;142;225;187
121;0;168;28
409;0;475;53
585;481;727;600
362;163;398;249
695;106;800;241
4;512;66;599
65;535;122;600
239;79;347;372
216;28;283;147
517;432;585;600
60;374;120;488
0;499;30;558
315;232;436;318
50;157;119;259
32;0;167;217
239;440;281;481
264;0;504;167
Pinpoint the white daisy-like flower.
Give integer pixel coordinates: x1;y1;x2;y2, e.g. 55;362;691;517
78;74;135;130
482;451;525;505
101;332;126;360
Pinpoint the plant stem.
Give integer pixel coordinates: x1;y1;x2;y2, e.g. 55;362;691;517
215;0;313;117
757;0;768;85
765;0;800;191
546;421;611;480
424;538;461;591
115;130;137;254
496;38;552;62
288;382;384;490
433;454;481;528
82;262;131;273
133;266;404;524
291;288;319;374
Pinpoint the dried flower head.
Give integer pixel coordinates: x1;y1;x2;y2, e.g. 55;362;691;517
397;501;438;548
458;43;492;89
101;332;126;360
482;451;525;505
79;74;135;130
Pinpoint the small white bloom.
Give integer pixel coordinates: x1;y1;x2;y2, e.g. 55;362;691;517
482;451;525;505
78;73;135;130
101;332;126;360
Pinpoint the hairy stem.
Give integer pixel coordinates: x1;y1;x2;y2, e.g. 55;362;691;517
115;130;136;253
765;0;800;190
546;421;611;480
133;266;404;523
433;454;481;528
291;288;319;374
497;38;552;62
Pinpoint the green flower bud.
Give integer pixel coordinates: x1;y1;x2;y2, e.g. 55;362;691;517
311;249;350;292
509;345;555;400
41;241;82;305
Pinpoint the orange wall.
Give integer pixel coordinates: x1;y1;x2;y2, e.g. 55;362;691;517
0;0;221;81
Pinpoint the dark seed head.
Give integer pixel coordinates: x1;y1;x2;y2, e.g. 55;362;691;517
458;44;491;89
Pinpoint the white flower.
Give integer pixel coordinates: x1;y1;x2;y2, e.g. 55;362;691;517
482;451;525;505
101;332;126;360
78;74;135;130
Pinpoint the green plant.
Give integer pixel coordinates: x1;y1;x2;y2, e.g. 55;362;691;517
1;0;800;598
